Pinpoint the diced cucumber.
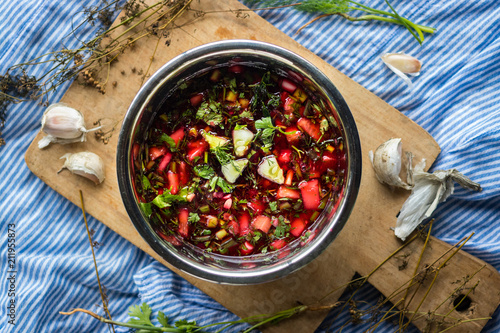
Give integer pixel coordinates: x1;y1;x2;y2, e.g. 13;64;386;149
258;155;284;184
221;158;249;183
232;127;254;157
201;130;229;150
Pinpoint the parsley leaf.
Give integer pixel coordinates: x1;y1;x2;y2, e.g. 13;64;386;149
128;303;154;326
188;212;201;223
193;164;215;179
139;202;152;217
269;201;278;212
209;176;235;193
159;133;177;150
141;175;152;191
152;190;188;209
196;100;223;126
157;311;170;328
274;216;290;238
255;116;276;149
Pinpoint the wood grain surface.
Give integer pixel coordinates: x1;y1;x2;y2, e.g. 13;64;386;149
24;1;500;332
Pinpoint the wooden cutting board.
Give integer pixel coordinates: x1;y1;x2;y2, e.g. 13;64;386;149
24;1;500;332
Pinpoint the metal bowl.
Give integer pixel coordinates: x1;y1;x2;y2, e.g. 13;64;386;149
117;40;361;284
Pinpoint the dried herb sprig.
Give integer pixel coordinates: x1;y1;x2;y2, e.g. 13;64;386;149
0;0;193;146
247;0;435;44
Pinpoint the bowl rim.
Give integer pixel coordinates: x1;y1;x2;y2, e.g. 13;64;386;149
117;39;362;284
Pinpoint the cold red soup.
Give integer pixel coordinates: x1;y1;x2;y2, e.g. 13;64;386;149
132;65;346;256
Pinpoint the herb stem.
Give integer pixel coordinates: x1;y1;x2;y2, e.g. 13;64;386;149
60;308;193;332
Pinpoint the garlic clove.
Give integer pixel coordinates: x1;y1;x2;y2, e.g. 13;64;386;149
381;53;422;74
59;151;105;185
394;162;482;241
381;53;422;89
38;103;100;149
369;138;412;190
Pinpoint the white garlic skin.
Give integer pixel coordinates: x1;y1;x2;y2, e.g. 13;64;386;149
369;138;411;190
381;53;421;74
59;151;105;185
41;103;86;139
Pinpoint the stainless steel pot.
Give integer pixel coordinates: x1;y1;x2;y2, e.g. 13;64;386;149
117;40;361;284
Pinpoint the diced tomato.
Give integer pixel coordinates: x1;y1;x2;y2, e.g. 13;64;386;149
276;186;301;200
169;127;185;146
157;231;182;246
297;117;322;141
187;145;206;162
157;151;172;171
178;208;189;238
132;143;140;161
270;239;286;250
299;179;321;210
283;96;297;112
280;78;297;93
309;162;322;179
238;211;251;236
285;169;294;186
284;126;302;145
261;179;273;189
179;161;189;185
277;149;292;165
290;217;306;237
187;138;208;150
252;215;272;233
280;91;290;104
227;221;240;236
167;171;179;195
247;199;266;215
239;241;254;255
321;151;339;171
149;146;167;161
190;93;203;107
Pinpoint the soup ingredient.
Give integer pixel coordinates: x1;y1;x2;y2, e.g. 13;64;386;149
369;138;411;190
201;130;229;149
38;103;99;148
395;160;482;241
59;151;105;184
381;52;421;89
233;126;254;157
257;155;284;184
135;66;347;256
222;158;249;183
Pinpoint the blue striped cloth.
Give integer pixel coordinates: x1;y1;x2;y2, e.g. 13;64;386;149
0;0;498;332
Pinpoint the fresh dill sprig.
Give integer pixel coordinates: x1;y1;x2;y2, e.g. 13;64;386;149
248;0;435;44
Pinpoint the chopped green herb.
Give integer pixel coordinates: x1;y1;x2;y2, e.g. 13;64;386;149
152;190;188;209
159;133;177;150
196;100;223;126
193;164;215;179
188;212;201;223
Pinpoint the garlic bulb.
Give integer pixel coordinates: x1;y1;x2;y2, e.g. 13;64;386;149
59;151;105;185
394;161;481;241
38;103;99;149
369;138;412;190
381;52;422;89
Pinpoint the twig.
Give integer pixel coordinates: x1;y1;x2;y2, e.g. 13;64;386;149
79;190;115;333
